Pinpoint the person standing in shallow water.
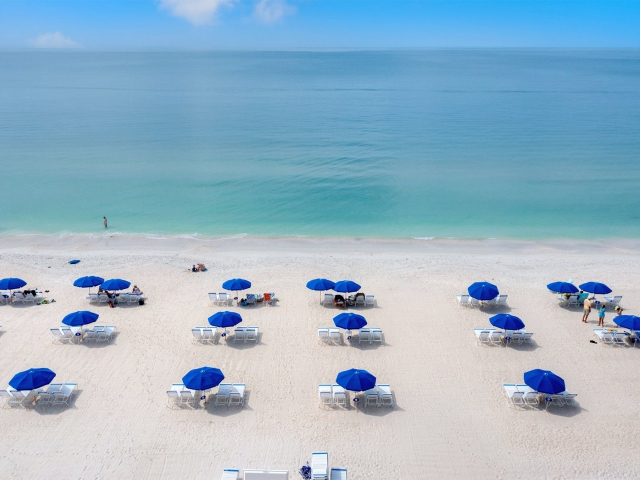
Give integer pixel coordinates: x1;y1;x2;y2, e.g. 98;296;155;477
103;216;108;228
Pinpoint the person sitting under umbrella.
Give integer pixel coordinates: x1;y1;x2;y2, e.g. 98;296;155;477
334;295;346;308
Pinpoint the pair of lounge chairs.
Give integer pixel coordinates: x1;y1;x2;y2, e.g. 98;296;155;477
322;294;374;308
86;293;141;305
166;383;200;407
317;327;341;344
222;469;291;479
34;383;78;406
11;292;41;304
318;384;347;407
358;327;383;344
51;326;116;344
234;327;259;344
503;383;577;408
603;295;623;306
457;294;508;307
214;383;245;407
474;328;533;346
191;327;218;344
208;292;232;306
593;328;632;346
362;385;394;407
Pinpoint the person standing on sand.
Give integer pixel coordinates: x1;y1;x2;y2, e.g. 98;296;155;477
582;297;591;323
103;216;108;228
598;305;606;327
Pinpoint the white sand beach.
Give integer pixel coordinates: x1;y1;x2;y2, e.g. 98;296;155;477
1;235;640;479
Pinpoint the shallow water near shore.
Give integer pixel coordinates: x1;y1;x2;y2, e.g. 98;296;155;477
1;49;640;239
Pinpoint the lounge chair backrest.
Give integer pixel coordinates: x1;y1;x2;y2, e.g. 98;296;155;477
209;293;218;304
323;293;334;306
221;469;240;480
311;452;328;477
364;294;374;306
330;468;347;480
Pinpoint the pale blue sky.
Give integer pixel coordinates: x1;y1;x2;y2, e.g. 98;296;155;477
1;0;640;49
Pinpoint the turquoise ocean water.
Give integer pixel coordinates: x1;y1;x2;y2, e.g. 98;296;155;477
1;50;639;240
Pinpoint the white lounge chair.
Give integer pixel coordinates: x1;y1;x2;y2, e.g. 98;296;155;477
364;387;379;407
166;390;180;407
36;391;54;406
83;330;98;342
489;331;504;346
202;328;216;344
613;331;630;346
456;294;470;306
358;328;371;344
331;384;346;407
8;390;29;407
192;329;204;344
311;452;328;480
474;328;493;346
523;391;539;406
318;384;332;406
218;293;230;306
331;468;347;480
494;295;508;306
469;297;481;308
355;295;365;307
563;393;578;407
318;328;330;342
229;384;245;406
329;328;341;344
503;384;525;407
603;295;622;306
370;327;382;344
209;293;218;305
179;390;196;407
377;384;393;407
0;390;12;405
215;384;231;406
60;327;75;343
245;327;258;343
566;295;580;306
234;327;247;343
593;329;615;345
364;294;375;307
221;468;239;480
50;328;66;344
323;293;334;307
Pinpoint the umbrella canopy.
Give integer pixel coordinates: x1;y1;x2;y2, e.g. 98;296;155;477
333;280;361;293
208;311;243;328
614;315;640;331
73;276;104;288
489;314;525;331
336;368;376;392
182;367;225;391
468;282;499;300
579;282;612;295
524;369;565;394
9;368;56;391
222;278;251;291
0;277;27;290
547;281;578;294
306;278;335;291
62;310;99;327
101;278;131;291
333;312;367;330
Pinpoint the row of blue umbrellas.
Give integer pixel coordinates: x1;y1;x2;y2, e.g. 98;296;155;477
547;281;612;295
306;278;362;303
73;276;131;293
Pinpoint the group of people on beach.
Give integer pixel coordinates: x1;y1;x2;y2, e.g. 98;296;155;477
98;285;143;308
579;291;623;327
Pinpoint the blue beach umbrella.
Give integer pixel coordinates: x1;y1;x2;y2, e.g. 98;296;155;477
208;311;243;328
336;368;376;392
489;314;525;331
222;278;251;291
547;281;578;294
101;278;131;291
333;312;368;330
73;276;104;294
62;310;99;327
524;369;565;395
9;368;56;391
307;278;336;303
333;280;361;294
182;367;225;391
0;277;27;291
614;315;640;331
468;282;499;301
579;282;612;295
